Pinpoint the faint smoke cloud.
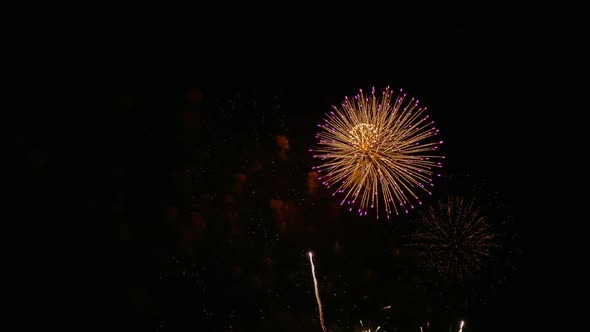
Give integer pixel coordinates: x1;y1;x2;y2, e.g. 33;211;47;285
233;172;247;193
274;135;290;160
269;199;296;232
307;171;320;197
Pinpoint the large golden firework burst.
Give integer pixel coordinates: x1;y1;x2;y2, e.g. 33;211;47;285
311;86;444;219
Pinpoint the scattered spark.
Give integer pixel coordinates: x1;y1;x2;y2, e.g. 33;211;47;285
360;320;381;332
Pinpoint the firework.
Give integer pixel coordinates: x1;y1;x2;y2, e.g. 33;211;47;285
311;86;444;219
410;195;497;281
309;252;327;332
359;320;381;332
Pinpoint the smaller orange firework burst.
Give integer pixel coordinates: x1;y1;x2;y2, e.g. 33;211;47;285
410;195;498;282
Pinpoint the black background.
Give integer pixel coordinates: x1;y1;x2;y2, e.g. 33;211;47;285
20;4;583;331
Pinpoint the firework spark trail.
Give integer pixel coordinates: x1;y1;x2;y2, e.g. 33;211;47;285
360;320;380;332
308;252;327;332
458;320;464;332
311;86;444;220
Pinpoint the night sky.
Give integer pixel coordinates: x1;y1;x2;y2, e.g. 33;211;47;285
21;6;582;332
